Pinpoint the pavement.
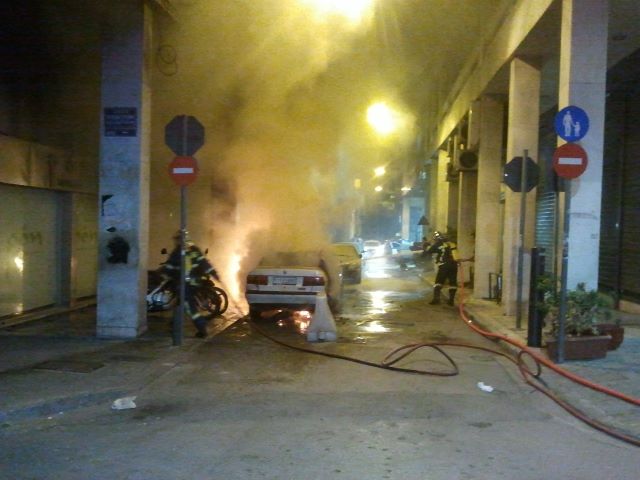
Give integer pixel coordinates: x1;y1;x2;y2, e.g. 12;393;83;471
0;307;242;424
0;269;638;444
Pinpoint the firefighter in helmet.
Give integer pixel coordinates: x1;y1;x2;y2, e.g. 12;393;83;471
425;230;460;306
161;230;219;338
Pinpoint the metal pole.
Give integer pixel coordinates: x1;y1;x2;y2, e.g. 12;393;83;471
173;115;189;346
527;247;543;347
516;150;528;329
557;180;571;363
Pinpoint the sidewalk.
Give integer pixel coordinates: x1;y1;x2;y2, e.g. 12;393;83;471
0;307;240;423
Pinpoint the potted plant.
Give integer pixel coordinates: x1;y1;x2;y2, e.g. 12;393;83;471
595;317;625;351
543;283;615;361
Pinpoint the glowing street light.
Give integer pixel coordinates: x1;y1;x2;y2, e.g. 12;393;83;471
302;0;373;23
374;166;386;177
367;102;399;136
374;185;383;192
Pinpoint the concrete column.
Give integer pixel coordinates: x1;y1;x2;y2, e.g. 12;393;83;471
457;170;477;283
558;0;608;291
474;96;504;300
503;58;540;316
435;149;450;232
447;181;459;234
97;1;152;338
447;136;460;233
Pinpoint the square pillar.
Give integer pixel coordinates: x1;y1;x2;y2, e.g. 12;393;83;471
97;1;152;338
503;58;540;316
457;171;477;283
435;149;450;233
558;0;608;291
474;96;504;300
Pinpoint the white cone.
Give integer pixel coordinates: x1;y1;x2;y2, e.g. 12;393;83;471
307;292;337;342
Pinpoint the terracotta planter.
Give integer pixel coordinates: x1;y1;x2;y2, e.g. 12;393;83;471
595;324;625;350
545;335;610;361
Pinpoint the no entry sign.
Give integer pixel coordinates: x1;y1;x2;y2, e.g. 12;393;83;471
553;143;588;179
168;156;199;186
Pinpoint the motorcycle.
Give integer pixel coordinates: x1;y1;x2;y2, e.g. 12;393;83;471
146;249;228;318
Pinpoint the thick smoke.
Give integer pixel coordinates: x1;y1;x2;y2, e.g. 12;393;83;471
150;0;416;304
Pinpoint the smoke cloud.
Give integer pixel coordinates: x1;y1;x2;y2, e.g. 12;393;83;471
150;0;416;304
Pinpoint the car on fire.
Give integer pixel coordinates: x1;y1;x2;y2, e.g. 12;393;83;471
245;250;342;319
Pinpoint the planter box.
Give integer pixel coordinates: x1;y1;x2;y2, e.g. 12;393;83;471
595;324;625;350
545;335;610;361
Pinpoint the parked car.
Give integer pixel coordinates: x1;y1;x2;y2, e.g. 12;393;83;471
363;239;383;258
384;239;413;255
329;242;363;284
245;250;342;319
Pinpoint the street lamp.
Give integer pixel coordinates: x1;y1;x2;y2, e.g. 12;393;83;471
302;0;373;23
367;102;399;136
374;166;386;177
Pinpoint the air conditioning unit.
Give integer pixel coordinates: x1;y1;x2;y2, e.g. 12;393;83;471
454;149;478;171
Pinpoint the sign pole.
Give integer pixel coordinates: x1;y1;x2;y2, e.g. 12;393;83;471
175;116;189;346
165;114;204;345
516;149;528;329
556;180;571;363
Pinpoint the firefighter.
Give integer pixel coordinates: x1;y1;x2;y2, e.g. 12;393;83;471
161;231;219;338
425;231;459;306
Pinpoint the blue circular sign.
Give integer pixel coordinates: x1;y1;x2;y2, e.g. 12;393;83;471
554;106;589;142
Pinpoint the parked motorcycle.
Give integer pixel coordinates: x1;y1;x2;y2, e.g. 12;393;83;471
146;249;228;318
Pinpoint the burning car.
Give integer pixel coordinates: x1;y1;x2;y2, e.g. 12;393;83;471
245;250;342;319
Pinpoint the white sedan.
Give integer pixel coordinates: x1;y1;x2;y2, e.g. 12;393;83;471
245;251;341;319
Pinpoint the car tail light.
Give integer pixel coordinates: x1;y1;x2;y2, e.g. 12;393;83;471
247;274;268;285
303;276;325;286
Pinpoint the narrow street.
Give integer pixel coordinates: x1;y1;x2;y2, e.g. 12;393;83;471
1;255;638;480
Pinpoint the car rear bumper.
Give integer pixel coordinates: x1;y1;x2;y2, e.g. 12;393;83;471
246;292;319;307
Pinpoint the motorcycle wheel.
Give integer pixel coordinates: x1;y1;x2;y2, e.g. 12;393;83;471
213;286;229;314
195;285;228;317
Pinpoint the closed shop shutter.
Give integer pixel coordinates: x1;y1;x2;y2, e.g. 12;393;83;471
620;94;640;301
0;184;60;317
536;191;556;275
599;96;624;292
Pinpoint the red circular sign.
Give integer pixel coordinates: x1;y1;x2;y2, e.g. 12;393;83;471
553;143;588;179
168;156;199;186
